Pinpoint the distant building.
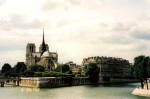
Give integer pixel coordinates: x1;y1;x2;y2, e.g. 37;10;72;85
26;29;58;71
65;61;82;73
82;56;131;80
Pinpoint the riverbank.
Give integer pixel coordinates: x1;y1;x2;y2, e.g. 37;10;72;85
132;79;150;97
132;87;150;97
19;77;90;88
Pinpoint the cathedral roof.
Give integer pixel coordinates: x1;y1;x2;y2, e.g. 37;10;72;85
42;51;50;58
41;51;57;58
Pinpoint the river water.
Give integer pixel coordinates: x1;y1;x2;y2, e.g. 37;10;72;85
0;83;149;99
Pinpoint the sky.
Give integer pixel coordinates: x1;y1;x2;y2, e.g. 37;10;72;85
0;0;150;68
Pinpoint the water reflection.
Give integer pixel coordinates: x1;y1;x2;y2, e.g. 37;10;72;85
21;87;40;92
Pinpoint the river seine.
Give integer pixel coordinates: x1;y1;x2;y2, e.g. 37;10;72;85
0;83;149;99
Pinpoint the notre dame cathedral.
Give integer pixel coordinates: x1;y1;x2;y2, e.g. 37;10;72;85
26;29;58;71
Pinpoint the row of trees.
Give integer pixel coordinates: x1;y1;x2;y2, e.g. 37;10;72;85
0;62;72;77
1;62;27;77
1;63;46;77
0;61;101;83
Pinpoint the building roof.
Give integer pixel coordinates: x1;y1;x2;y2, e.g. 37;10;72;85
41;51;57;58
42;51;50;57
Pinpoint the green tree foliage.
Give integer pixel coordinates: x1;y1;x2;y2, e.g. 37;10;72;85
34;72;71;77
84;63;100;83
55;64;70;73
9;68;18;77
14;62;27;76
24;70;34;77
133;55;150;89
29;64;45;72
1;63;12;76
0;70;2;76
66;70;72;74
130;66;134;77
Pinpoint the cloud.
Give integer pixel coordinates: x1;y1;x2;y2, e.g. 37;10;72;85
0;50;25;68
1;0;150;68
41;0;69;11
145;0;150;4
0;43;25;52
41;0;104;12
69;0;81;5
0;14;42;31
0;0;6;6
136;44;148;51
132;30;150;40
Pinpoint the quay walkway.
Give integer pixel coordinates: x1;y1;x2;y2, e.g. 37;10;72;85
0;77;20;87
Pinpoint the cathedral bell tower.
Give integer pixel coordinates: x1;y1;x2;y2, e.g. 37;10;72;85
26;43;36;66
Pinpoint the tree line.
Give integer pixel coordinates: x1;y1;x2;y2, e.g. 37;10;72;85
0;62;74;77
0;61;99;84
1;55;148;86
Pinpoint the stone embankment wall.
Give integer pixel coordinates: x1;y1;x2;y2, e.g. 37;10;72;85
99;78;139;84
4;78;20;86
6;80;17;85
20;77;90;88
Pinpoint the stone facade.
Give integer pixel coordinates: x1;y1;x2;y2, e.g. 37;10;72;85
82;56;131;80
26;30;58;71
65;61;82;73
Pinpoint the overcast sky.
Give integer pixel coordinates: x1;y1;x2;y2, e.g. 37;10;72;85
0;0;150;68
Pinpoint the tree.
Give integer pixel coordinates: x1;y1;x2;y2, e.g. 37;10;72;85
133;55;150;89
84;63;100;83
1;63;12;76
0;70;2;76
29;64;45;72
55;64;70;73
130;65;134;78
143;56;150;90
9;68;18;77
14;62;27;76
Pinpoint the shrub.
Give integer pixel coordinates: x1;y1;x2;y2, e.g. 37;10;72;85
29;65;45;72
24;70;34;77
34;72;42;77
55;64;70;73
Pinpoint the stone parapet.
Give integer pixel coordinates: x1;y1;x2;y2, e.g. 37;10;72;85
20;77;90;88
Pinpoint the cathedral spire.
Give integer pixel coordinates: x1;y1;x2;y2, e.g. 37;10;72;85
41;28;47;55
42;28;45;45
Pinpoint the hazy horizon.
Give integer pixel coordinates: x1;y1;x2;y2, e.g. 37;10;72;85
1;0;150;68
